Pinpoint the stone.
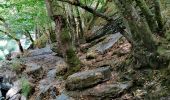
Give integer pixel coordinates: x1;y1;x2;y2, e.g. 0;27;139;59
35;78;60;100
6;81;21;100
56;93;74;100
9;94;21;100
21;95;27;100
65;66;111;90
24;46;53;57
0;91;3;99
67;81;133;99
1;83;12;97
47;69;57;79
88;33;122;54
25;63;43;79
84;81;133;97
86;51;98;59
56;60;69;75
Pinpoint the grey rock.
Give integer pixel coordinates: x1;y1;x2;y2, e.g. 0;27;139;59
161;96;170;100
56;60;68;75
36;78;60;100
88;33;122;54
67;81;133;99
85;81;133;97
47;69;57;79
65;67;111;90
38;79;53;93
9;94;21;100
0;91;2;97
25;63;43;78
56;93;74;100
6;80;21;99
25;46;53;57
20;95;27;100
96;33;122;53
6;87;21;100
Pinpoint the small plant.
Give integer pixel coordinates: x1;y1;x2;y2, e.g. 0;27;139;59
21;78;32;98
11;61;22;72
11;59;26;73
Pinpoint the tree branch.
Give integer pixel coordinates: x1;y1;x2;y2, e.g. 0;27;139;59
0;29;19;41
57;0;113;21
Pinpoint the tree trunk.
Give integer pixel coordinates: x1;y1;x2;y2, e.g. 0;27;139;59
17;40;24;53
135;0;158;33
114;0;161;68
75;6;85;44
153;0;164;35
45;0;81;76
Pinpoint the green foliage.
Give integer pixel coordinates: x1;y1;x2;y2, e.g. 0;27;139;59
50;31;57;43
61;29;71;43
64;47;81;79
11;61;22;72
165;31;170;40
66;47;81;68
21;77;32;98
34;34;48;48
0;0;51;48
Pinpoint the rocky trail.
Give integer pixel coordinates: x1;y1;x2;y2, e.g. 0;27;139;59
0;33;170;100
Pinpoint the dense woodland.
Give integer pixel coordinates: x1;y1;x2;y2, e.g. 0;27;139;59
0;0;170;100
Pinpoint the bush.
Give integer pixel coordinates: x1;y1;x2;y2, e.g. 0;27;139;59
21;78;32;98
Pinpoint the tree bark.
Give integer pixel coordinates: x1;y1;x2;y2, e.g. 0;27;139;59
135;0;158;33
45;0;81;76
114;0;161;68
153;0;164;35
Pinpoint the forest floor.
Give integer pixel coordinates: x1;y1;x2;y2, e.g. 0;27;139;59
0;33;170;100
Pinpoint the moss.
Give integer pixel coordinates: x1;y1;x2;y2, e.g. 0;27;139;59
136;0;157;32
165;30;170;41
21;78;32;98
66;47;81;68
11;60;25;73
61;29;71;43
34;34;48;48
50;32;57;43
63;47;81;79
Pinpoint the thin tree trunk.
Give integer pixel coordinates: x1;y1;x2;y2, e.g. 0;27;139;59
114;0;160;68
153;0;164;35
135;0;158;33
75;6;85;44
45;0;81;76
17;40;24;53
25;30;34;44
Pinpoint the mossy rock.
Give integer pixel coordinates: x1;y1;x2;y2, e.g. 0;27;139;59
65;66;111;91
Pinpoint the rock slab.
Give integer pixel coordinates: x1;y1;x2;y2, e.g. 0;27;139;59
65;67;111;90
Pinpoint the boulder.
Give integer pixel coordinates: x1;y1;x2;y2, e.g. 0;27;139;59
20;95;27;100
9;94;21;100
56;60;69;75
23;46;53;57
56;93;74;100
88;33;122;54
65;67;111;90
25;63;43;79
47;69;57;79
6;81;21;99
35;78;61;100
86;51;98;59
84;81;133;97
67;81;133;99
